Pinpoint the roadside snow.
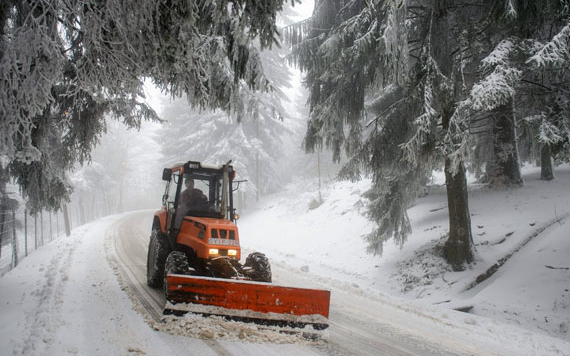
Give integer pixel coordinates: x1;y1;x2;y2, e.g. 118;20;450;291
239;164;570;353
0;216;211;355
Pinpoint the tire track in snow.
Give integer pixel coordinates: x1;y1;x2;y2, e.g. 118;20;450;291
107;218;164;323
107;211;235;356
16;229;83;356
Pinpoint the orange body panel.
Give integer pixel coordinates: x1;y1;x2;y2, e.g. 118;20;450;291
178;216;241;259
154;210;241;260
166;274;330;318
155;209;168;234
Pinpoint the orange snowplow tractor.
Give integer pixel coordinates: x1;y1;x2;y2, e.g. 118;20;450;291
166;274;331;318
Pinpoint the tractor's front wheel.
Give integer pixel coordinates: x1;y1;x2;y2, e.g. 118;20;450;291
146;229;169;288
244;252;272;282
164;251;190;276
163;251;191;295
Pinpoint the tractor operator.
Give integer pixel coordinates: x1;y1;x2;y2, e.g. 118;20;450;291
175;178;208;228
180;178;207;209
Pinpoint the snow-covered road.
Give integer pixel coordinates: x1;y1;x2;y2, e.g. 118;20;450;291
1;209;568;355
109;211;485;356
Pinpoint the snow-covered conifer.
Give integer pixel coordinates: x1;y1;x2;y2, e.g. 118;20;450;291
1;0;289;211
158;32;294;205
288;0;491;270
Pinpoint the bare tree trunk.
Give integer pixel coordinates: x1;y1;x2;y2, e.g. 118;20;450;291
489;99;523;187
79;197;86;225
40;210;44;245
24;210;28;256
91;194;97;220
317;151;322;202
49;212;53;242
255;115;260;202
63;204;71;236
444;159;475;271
255;152;260;202
0;204;5;261
34;213;37;249
540;144;554;181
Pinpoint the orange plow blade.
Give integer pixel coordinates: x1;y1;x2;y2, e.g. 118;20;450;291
164;274;331;330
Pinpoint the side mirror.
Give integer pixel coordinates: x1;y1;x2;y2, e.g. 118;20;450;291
162;168;172;181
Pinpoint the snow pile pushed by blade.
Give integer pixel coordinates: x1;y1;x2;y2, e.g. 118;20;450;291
157;312;329;344
164;301;329;329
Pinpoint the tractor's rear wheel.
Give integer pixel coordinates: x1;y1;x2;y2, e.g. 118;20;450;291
244;252;272;282
146;229;170;288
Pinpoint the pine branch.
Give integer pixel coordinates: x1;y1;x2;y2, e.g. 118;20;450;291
366;97;407;128
521;79;553;92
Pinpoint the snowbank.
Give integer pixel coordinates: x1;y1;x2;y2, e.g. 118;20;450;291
239;164;570;351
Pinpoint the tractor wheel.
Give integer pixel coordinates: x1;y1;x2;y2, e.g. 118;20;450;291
163;251;191;295
244;252;272;282
146;229;170;288
164;251;190;275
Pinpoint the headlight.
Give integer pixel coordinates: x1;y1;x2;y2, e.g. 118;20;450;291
228;249;237;256
209;248;219;255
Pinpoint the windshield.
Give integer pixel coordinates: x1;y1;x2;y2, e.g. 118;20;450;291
178;171;226;219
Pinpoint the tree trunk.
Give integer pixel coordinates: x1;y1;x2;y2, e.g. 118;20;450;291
255;115;260;202
317;151;322;202
79;197;86;225
0;202;5;261
91;194;97;220
540;144;554;181
40;210;44;245
489;100;523;187
444;159;475;271
255;152;260;202
432;0;475;271
63;204;71;237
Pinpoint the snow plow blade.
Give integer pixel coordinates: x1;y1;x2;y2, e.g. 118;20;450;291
164;274;330;330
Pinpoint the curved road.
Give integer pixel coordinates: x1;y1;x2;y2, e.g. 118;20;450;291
108;211;493;356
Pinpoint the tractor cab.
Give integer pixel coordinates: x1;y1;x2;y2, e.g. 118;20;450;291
162;161;236;222
159;161;239;259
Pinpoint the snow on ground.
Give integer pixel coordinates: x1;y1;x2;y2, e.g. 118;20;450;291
239;164;570;350
0;215;202;356
1;164;569;355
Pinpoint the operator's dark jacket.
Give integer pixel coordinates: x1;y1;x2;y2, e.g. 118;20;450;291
175;188;206;228
179;188;206;210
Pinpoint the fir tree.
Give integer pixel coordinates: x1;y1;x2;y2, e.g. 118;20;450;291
287;0;503;269
1;0;290;211
525;9;570;180
467;0;570;186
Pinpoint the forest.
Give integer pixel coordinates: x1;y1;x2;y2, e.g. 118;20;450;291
1;0;569;274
